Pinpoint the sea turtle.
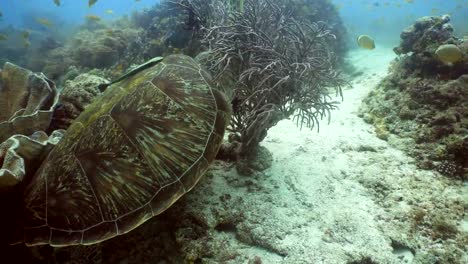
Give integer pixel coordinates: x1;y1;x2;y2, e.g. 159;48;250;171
13;54;230;247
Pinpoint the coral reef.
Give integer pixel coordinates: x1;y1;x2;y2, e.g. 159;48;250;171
360;15;467;179
392;15;467;79
0;62;59;143
26;24;141;82
72;28;141;69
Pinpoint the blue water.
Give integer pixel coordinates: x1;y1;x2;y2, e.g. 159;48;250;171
331;0;468;47
1;0;159;28
0;0;467;50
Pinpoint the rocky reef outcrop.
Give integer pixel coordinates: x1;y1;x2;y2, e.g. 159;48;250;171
393;15;467;79
28;25;141;81
360;15;467;179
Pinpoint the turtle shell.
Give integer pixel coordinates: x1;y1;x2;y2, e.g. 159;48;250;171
22;54;230;247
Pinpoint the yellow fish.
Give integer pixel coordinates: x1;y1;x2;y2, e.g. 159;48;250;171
85;14;101;21
357;35;375;50
36;18;53;27
0;34;7;41
53;0;60;6
435;44;463;64
105;9;113;14
89;0;98;7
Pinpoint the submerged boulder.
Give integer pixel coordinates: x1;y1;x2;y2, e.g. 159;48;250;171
394;15;454;55
392;15;466;79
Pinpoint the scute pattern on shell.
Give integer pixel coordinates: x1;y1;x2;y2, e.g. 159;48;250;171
22;54;230;246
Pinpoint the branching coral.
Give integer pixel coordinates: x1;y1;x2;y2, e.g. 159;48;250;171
178;0;345;159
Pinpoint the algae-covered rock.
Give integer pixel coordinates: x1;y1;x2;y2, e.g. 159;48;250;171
361;70;467;179
394;15;454;55
391;15;467;80
30;27;141;81
361;15;467;179
71;28;141;69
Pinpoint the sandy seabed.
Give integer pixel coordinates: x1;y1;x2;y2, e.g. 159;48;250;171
104;48;467;264
208;48;466;263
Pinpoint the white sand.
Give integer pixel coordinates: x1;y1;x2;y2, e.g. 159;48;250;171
233;48;402;263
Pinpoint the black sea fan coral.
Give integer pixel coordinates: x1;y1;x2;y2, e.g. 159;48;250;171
201;0;345;157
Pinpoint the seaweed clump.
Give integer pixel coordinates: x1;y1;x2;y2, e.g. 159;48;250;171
360;15;468;179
